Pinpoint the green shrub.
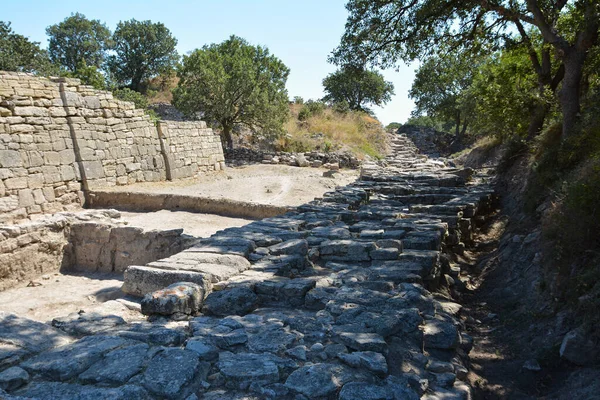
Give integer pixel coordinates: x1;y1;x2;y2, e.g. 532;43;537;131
333;100;350;114
113;88;149;109
293;96;304;104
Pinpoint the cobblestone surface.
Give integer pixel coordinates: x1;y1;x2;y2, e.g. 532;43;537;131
0;133;494;399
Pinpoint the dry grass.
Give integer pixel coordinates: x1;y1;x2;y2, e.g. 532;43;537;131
278;104;387;159
146;75;179;104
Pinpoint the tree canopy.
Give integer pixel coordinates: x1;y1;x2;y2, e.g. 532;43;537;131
332;0;599;138
409;44;480;139
173;35;290;149
0;21;56;75
46;13;112;72
322;66;394;112
108;19;178;92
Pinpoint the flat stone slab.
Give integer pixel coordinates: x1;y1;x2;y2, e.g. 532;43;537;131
141;348;209;399
285;363;354;398
14;382;149;400
20;335;136;381
122;265;212;297
202;287;258;316
79;343;149;385
218;352;280;387
0;312;71;355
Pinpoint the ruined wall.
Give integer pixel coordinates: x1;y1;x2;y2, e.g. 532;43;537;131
0;71;225;223
0;210;195;291
158;121;225;180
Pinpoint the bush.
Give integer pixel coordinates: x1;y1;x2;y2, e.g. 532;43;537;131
333;100;350;114
293;96;304;105
63;62;106;89
113;88;149;109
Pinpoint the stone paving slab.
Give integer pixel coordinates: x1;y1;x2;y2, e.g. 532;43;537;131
0;133;496;399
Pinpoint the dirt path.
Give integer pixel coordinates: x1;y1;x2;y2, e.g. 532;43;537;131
100;164;359;207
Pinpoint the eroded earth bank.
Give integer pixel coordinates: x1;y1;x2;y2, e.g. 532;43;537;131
0;134;496;399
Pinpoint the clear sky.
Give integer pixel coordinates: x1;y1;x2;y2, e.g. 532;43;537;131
3;0;416;125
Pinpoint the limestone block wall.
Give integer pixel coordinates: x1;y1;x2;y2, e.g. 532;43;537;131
158;121;226;179
0;210;195;291
0;71;225;223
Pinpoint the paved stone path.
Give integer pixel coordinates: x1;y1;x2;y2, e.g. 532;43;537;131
0;134;494;399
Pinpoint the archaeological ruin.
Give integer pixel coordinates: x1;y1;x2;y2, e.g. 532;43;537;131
0;72;497;399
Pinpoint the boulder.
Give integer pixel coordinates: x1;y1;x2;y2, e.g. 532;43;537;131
141;282;205;316
560;328;600;366
202;287;258;316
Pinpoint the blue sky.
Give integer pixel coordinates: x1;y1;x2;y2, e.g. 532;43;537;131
3;0;416;125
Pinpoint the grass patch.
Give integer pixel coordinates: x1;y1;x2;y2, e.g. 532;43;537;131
279;104;386;159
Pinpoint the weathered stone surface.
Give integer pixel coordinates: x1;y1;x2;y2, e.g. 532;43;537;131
0;312;71;355
79;343;149;385
20;335;134;381
0;367;29;392
247;327;302;353
268;239;308;256
14;382;149;400
185;338;219;361
122;265;212;297
339;382;393;400
141;348;209;399
51;312;126;337
560;328;600;366
141;282;205;316
108;322;187;346
218;352;280;387
339;351;388;376
336;331;388;353
202;287;258;316
423;320;459;350
285;363;354;398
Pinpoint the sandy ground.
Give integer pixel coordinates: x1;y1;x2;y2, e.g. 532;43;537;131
101;164;359;207
119;210;253;238
0;272;126;322
1;165;359;322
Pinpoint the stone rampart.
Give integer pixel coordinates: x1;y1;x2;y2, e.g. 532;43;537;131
0;71;225;224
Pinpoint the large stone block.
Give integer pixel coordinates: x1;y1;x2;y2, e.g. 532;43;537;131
0;150;22;168
141;282;206;316
122;265;212;298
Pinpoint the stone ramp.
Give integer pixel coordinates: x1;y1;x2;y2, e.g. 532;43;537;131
1;133;495;399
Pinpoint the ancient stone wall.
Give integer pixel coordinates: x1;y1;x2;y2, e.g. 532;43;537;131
0;210;194;291
158;121;225;180
0;71;225;224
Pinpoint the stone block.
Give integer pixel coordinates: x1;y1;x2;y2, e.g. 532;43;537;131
141;282;206;316
122;266;212;298
12;106;47;117
0;150;22;168
4;177;28;190
18;189;34;207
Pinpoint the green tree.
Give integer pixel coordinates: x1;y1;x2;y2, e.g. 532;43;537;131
46;13;111;73
467;47;543;139
409;46;479;141
63;61;106;89
173;35;290;149
332;0;599;139
0;21;57;75
108;19;178;92
322;66;394;112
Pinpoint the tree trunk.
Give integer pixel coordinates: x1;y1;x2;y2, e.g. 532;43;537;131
559;50;586;139
222;125;234;149
527;103;548;141
454;110;461;138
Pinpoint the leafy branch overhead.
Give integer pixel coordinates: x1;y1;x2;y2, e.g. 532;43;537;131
332;0;599;139
173;35;290;149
